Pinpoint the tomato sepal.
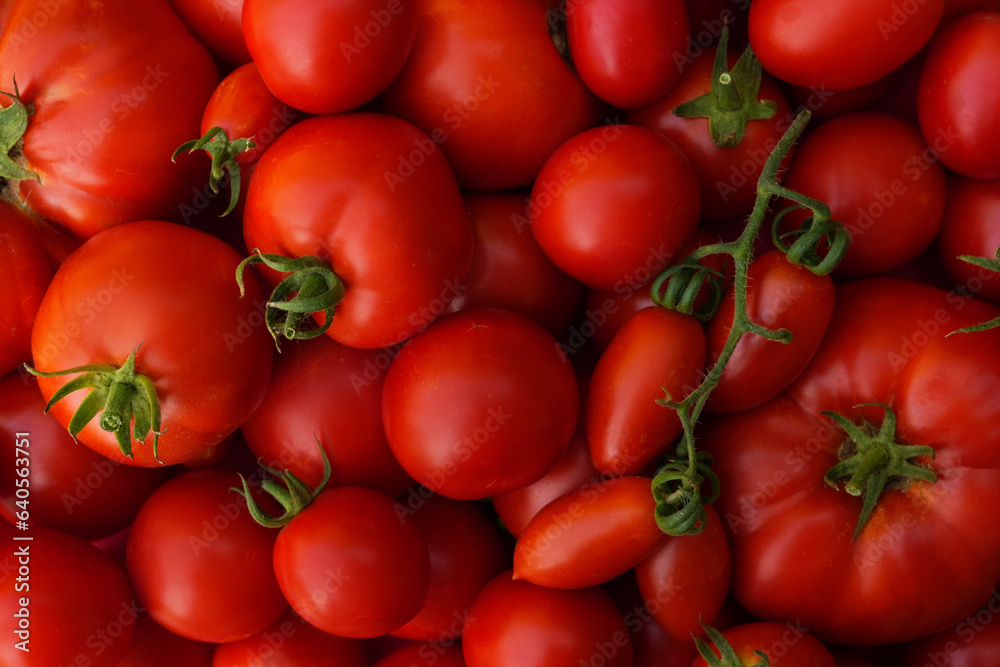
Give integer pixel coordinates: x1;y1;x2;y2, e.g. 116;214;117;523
651;448;719;536
694;620;770;667
173;126;256;217
233;437;332;528
948;249;1000;334
771;205;851;277
0;77;41;184
651;259;726;322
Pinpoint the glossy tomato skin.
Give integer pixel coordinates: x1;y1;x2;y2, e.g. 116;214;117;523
634;504;731;641
0;372;170;540
242;0;418;114
566;0;689;109
242;112;474;350
918;11;1000;179
462;571;633;667
782;111;947;278
0;0;219;240
168;0;251;66
211;608;368;667
0;526;136;667
272;485;430;639
126;468;288;643
30;221;275;467
444;192;585;337
627;47;794;221
689;621;838;667
530;124;701;291
391;494;508;641
703;278;1000;645
0;202;53;376
587;307;706;477
380;0;603;191
706;250;835;414
513;475;667;589
748;0;943;91
382;307;579;500
239;335;414;496
936;174;1000;307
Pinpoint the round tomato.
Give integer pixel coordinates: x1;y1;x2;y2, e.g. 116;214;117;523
29;220;275;467
374;642;467;667
271;485;430;639
242;0;418;114
463;570;633;667
126;468;288;643
565;0;689;109
936;174;1000;307
530;124;701;291
703;278;1000;645
689;621;837;667
917;11;1000;180
114;614;214;667
380;0;603;191
242;112;474;350
748;0;943;91
382;307;579;500
0;0;219;240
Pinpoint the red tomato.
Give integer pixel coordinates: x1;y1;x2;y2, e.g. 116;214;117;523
0;372;170;540
0;202;53;376
513;476;668;589
29;221;275;467
272;485;430;639
748;0;943;91
936;174;1000;307
605;571;699;667
587;307;706;477
917;11;1000;179
391;494;508;641
530;124;701;291
167;0;251;66
382;307;579;500
940;0;1000;23
239;335;414;496
566;0;689;109
126;468;288;643
627;45;794;221
0;0;219;240
781;111;947;278
242;0;418;114
703;278;1000;645
462;571;633;667
242;112;474;350
896;590;1000;666
380;0;603;191
115;614;215;667
374;642;467;667
0;526;136;667
634;504;731;641
689;621;838;667
705;250;835;414
445;192;585;337
211;609;368;667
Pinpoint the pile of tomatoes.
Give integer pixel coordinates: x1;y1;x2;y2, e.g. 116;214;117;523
3;0;1000;665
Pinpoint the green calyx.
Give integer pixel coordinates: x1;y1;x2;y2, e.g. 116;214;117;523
0;77;41;183
233;438;332;528
172;126;256;217
236;250;346;351
671;26;777;148
949;248;1000;335
824;403;937;541
651;447;720;536
694;621;769;667
23;345;164;462
650;259;726;323
771;206;851;276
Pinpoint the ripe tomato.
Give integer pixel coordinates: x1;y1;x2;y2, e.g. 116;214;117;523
703;278;1000;645
167;0;251;66
374;642;466;667
114;614;214;667
242;0;418;114
0;526;136;667
565;0;689;109
380;0;602;191
781;111;947;278
242;112;474;350
896;591;1000;666
917;11;1000;179
126;468;288;643
29;221;275;467
271;485;430;639
0;0;219;239
936;174;1000;307
689;621;837;667
382;307;579;500
529;124;701;291
748;0;943;91
462;570;633;667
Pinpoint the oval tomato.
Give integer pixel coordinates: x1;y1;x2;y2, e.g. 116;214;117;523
748;0;943;91
382;307;579;500
936;174;1000;307
29;220;274;467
